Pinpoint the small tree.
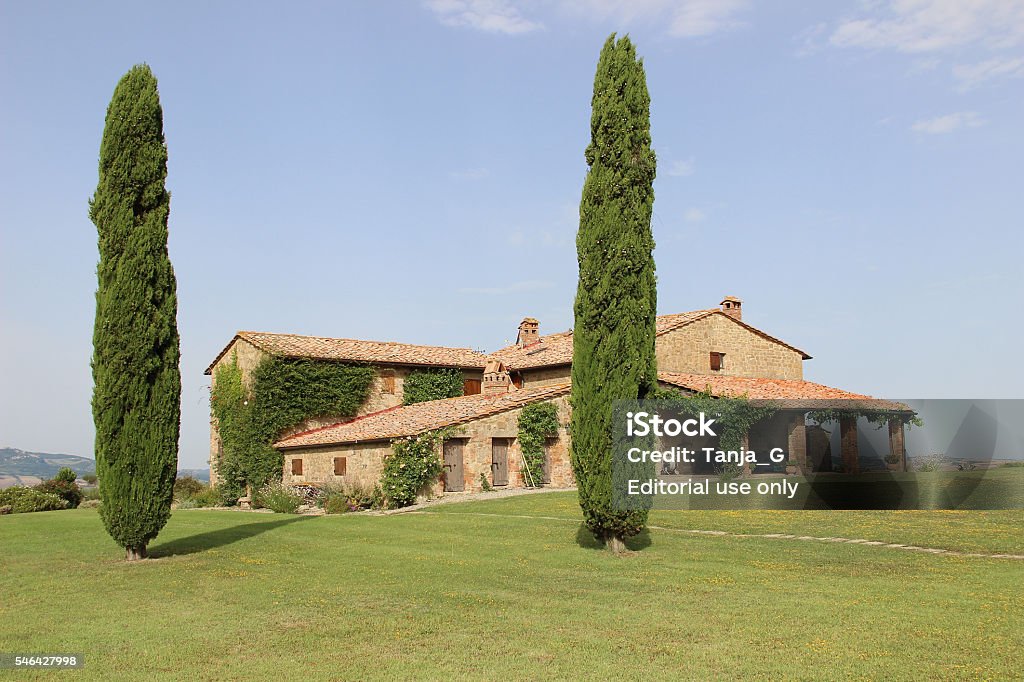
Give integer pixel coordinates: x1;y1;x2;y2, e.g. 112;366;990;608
90;64;180;561
570;35;658;553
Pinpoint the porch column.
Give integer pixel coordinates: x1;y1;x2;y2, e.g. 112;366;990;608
888;419;906;472
741;432;752;477
786;412;807;471
840;416;859;474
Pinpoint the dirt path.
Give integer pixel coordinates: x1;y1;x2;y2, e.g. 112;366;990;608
416;510;1024;560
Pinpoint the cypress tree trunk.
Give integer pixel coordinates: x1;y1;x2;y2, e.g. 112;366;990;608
570;35;658;554
90;64;180;561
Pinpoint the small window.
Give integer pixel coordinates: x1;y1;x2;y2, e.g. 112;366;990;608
292;458;303;476
334;457;347;476
381;370;396;395
464;378;482;395
710;352;724;371
511;373;524;389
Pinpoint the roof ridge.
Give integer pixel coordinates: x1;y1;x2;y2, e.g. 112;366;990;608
238;330;484;353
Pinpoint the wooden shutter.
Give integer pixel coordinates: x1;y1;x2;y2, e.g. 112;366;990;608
511;373;524;389
710;352;723;371
334;457;347;476
292;458;303;475
381;370;396;394
463;378;482;395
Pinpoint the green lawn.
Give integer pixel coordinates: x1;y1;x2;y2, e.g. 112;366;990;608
1;494;1022;680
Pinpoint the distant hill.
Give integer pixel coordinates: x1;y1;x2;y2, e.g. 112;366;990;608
0;448;210;487
0;447;96;479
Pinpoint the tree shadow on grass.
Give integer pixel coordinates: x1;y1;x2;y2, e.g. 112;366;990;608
574;523;652;552
150;515;313;558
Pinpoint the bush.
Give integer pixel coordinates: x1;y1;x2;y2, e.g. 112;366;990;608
0;487;69;513
319;481;378;514
174;476;206;500
176;498;198;510
82;474;98;485
79;499;101;509
715;460;745;481
253;483;303;514
191;486;225;508
35;469;82;509
81;486;101;502
916;454;945;472
380;429;450;509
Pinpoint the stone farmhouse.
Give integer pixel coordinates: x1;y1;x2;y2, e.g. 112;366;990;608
205;296;909;495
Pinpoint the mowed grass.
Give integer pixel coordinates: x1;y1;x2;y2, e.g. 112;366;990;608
0;495;1021;681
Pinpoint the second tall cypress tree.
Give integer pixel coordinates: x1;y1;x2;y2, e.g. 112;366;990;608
90;64;180;561
570;35;658;553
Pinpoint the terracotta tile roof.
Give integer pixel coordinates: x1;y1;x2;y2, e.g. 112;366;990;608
275;382;571;449
205;331;489;375
490;309;810;371
657;372;911;412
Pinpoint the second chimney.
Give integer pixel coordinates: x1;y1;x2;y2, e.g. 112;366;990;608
482;359;512;396
517;317;539;347
720;296;742;321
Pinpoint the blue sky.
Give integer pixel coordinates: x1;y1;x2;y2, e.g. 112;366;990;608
1;1;1022;468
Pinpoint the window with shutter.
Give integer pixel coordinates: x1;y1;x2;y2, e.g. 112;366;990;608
381;370;396;394
334;457;347;476
292;458;303;475
464;378;482;395
710;352;724;371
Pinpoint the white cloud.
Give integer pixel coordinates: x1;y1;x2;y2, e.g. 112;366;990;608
953;56;1024;90
425;0;544;35
910;111;987;134
427;0;750;38
667;157;696;177
829;0;1024;53
459;279;553;295
449;167;490;180
683;207;706;222
565;0;750;38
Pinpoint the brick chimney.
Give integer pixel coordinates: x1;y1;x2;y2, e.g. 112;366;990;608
720;296;742;321
482;359;512;396
516;317;539;347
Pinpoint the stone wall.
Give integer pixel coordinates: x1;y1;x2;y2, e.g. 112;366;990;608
283;441;390;490
207;336;483;488
519;365;571;388
279;394;575;496
656;314;804;380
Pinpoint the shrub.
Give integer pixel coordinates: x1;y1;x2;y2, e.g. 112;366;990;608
81;486;102;501
80;499;101;509
380;429;451;509
174;476;206;500
35;470;83;509
402;368;464;405
916;454;945;472
253;483;303;514
479;473;492;492
0;487;69;513
518;403;560;487
82;474;98;485
320;481;378;514
191;486;225;508
715;460;745;481
175;498;198;510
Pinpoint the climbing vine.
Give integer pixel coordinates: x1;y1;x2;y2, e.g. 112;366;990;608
517;402;560;487
651;387;775;452
211;354;375;501
806;408;922;430
402;367;465;405
380;427;456;509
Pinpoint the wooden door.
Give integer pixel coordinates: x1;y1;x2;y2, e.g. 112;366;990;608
491;439;509;486
443;440;465;492
542;438;555;484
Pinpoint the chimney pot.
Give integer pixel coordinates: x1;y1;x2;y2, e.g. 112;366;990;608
517;317;540;347
720;296;742;321
483;359;512;396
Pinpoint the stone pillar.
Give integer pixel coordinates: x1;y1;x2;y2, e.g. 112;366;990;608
741;432;752;477
840;416;859;474
787;412;807;471
888;419;906;472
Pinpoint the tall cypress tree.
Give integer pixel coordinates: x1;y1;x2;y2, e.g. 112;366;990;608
90;64;180;561
570;35;657;553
